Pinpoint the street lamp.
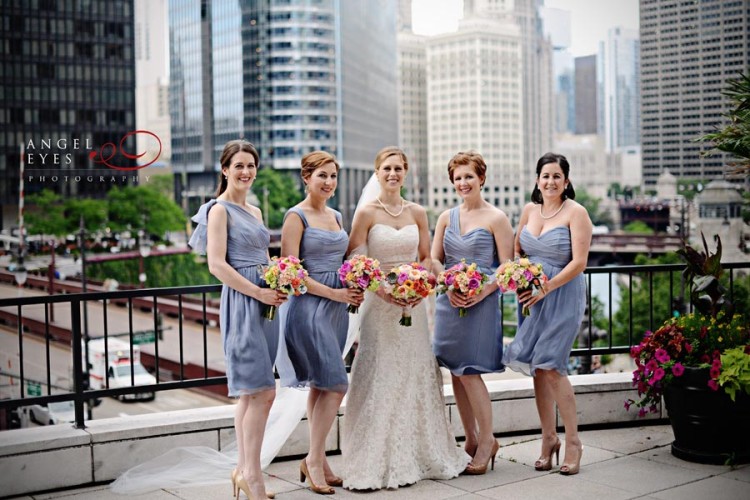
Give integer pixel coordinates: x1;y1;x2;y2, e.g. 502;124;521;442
137;230;151;287
78;216;92;420
10;257;27;288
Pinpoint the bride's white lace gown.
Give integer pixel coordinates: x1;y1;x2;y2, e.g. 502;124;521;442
341;224;469;490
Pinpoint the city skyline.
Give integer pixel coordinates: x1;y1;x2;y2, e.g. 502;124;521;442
412;0;639;56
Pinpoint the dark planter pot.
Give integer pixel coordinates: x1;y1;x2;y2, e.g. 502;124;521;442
663;366;750;464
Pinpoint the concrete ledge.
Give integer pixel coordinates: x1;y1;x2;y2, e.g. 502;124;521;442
0;372;659;497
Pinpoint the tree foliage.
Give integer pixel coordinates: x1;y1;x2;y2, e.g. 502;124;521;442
251;168;303;228
106;185;186;239
698;72;750;177
612;252;750;348
65;198;108;232
574;188;613;227
25;189;67;236
87;253;219;288
25;185;187;243
623;220;654;234
143;174;175;200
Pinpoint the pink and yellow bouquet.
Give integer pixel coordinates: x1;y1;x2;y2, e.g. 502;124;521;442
338;254;384;313
436;260;489;318
262;255;309;320
495;257;548;317
385;262;436;326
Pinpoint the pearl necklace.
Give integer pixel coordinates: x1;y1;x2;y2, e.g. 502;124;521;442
376;197;405;218
539;200;566;220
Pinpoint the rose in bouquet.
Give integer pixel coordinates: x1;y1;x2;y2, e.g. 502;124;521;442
495;257;548;316
436;259;489;318
384;262;436;326
261;255;309;320
338;254;384;313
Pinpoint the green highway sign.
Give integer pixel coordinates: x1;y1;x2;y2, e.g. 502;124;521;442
132;331;156;345
27;382;42;396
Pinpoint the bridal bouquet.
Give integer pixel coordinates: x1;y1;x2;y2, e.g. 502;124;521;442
338;254;384;313
385;262;436;326
495;257;548;317
261;255;309;320
436;260;489;318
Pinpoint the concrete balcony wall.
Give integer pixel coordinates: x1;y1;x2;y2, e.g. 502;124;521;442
0;372;660;497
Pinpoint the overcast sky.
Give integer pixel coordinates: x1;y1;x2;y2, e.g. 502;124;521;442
411;0;640;57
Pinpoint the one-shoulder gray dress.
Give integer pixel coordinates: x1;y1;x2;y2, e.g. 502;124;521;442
502;225;586;376
433;207;504;375
189;199;278;396
282;207;349;392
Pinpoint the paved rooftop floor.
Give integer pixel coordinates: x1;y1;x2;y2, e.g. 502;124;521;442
15;424;749;500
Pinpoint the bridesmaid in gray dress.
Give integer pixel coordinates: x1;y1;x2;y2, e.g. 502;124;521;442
431;151;513;475
189;140;287;500
280;151;363;494
502;153;592;476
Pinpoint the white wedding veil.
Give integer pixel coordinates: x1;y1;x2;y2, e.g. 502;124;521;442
110;174;381;495
342;172;381;356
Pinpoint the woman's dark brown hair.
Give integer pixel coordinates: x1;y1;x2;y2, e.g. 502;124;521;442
215;140;259;197
530;152;576;204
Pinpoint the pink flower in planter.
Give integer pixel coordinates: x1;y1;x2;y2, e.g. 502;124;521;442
707;379;720;391
655;348;670;363
649;367;665;385
671;362;685;377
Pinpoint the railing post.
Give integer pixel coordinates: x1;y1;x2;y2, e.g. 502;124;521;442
70;299;86;429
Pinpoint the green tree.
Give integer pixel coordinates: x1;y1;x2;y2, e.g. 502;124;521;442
251;168;303;228
623;221;654;234
698;72;750;177
143;174;175;200
575;188;613;227
25;189;67;236
65;198;108;232
106;185;187;239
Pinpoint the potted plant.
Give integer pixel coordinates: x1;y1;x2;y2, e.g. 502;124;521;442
626;234;750;464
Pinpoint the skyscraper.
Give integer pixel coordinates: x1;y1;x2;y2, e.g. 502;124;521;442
169;0;398;224
135;0;171;165
398;0;428;206
0;0;137;228
463;0;553;169
426;15;524;221
598;27;639;153
574;55;597;135
540;5;575;134
640;0;750;186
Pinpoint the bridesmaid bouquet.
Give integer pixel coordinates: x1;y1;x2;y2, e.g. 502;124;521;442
436;260;490;318
261;255;309;320
385;262;436;326
338;254;384;313
495;257;548;317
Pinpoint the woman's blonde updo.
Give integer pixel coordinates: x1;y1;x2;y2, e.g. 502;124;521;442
374;146;409;171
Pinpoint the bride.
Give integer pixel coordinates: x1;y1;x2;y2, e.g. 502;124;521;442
341;146;469;490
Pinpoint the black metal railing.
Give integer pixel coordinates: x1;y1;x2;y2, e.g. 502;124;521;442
0;262;748;430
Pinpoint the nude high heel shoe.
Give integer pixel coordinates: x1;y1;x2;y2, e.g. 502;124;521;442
232;468;275;499
231;468;239;499
235;473;256;500
463;440;500;475
300;459;335;495
560;444;584;476
534;438;561;471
